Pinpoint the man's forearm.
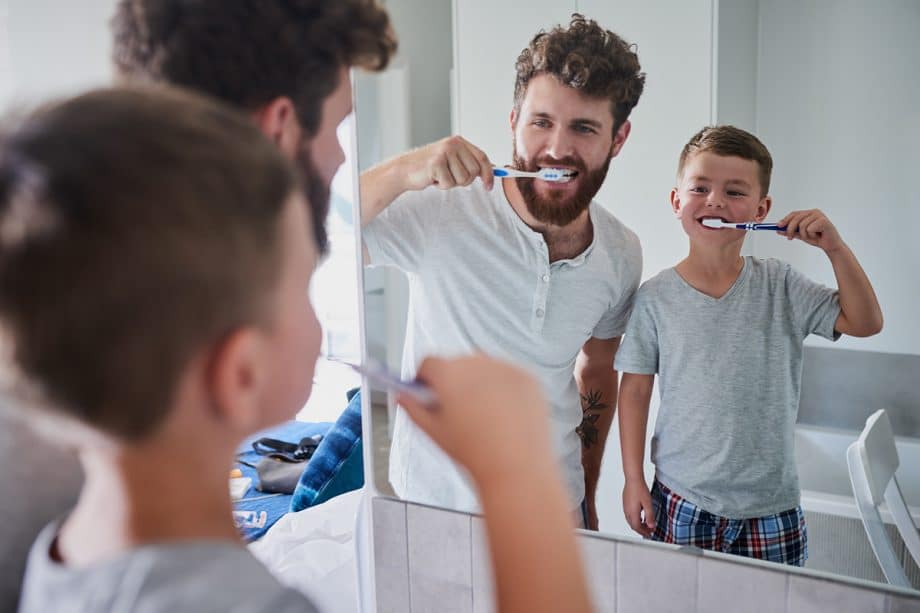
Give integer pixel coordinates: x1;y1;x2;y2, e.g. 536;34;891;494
577;371;617;498
359;156;410;227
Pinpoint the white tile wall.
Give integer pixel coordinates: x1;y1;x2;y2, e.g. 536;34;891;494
787;575;888;613
616;541;698;613
697;554;787;613
579;533;617;613
470;516;495;613
372;497;920;612
406;503;473;613
372;497;410;612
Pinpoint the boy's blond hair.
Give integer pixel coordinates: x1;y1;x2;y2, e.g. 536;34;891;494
678;126;773;197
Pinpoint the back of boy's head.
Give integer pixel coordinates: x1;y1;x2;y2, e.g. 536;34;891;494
0;86;298;441
678;126;773;197
513;13;646;135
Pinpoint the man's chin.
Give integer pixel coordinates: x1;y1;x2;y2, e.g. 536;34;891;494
525;197;590;227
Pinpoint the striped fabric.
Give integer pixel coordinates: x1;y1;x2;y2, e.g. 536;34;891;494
650;479;808;566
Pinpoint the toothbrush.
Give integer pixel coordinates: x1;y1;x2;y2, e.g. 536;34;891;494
702;219;787;231
492;167;575;183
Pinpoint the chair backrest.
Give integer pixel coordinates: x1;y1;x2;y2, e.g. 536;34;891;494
847;409;920;588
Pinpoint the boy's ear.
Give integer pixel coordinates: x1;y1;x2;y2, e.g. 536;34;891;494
610;120;631;158
206;327;269;433
755;195;772;221
253;96;302;158
670;187;683;218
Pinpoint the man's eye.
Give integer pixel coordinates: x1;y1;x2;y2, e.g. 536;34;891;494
533;119;550;128
573;125;596;134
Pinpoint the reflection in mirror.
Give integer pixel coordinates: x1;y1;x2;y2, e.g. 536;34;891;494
355;0;919;591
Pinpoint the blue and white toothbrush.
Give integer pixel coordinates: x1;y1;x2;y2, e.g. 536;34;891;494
492;167;575;182
702;219;787;231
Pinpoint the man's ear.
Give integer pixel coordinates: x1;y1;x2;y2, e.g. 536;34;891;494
509;107;517;133
670;187;683;218
206;327;269;434
253;96;302;158
755;195;772;221
610;120;632;158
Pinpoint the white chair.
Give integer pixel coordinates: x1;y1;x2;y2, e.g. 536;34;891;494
847;409;920;587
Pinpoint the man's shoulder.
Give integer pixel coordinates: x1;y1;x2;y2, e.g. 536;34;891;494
589;202;641;255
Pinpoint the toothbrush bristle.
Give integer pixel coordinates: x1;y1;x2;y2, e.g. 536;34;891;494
540;167;574;182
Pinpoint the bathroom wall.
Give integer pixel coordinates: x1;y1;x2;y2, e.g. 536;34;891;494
372;496;920;612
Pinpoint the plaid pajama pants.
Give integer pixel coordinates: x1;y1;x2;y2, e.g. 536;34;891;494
650;479;808;567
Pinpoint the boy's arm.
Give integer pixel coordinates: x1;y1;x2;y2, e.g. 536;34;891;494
618;372;656;537
778;209;883;337
574;336;620;530
359;135;493;227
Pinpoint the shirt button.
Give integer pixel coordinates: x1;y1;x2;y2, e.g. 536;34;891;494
536;308;545;318
541;274;549;283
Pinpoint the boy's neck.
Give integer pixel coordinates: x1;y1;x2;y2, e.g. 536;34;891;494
676;241;746;299
57;431;241;567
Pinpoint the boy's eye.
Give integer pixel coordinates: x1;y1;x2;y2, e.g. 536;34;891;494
727;191;747;197
690;186;708;193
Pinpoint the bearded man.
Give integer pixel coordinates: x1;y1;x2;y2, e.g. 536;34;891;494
360;14;645;530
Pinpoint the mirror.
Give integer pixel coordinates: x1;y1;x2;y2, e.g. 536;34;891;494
356;0;920;590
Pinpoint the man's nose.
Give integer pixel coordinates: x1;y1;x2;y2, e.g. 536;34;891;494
544;127;574;160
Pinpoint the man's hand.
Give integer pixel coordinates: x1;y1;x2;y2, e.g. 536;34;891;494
583;495;599;530
623;477;656;537
403;135;494;192
777;209;844;253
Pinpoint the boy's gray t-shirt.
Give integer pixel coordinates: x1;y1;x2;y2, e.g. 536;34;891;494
614;257;841;518
18;522;319;613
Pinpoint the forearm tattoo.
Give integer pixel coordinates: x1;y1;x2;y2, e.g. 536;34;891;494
577;389;609;450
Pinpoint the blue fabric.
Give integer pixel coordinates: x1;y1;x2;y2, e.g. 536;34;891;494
233;420;332;542
290;389;364;512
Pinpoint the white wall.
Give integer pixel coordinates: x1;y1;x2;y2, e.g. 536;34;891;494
1;0;117;109
751;0;920;357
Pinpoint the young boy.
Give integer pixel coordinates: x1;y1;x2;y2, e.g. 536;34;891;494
1;86;591;613
615;125;883;566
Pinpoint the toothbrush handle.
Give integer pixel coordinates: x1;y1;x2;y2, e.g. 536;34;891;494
492;168;512;178
752;223;786;231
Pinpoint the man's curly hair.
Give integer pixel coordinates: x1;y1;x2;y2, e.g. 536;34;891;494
111;0;397;137
514;14;645;134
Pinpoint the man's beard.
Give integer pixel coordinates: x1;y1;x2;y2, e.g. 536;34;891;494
296;143;331;255
511;142;612;228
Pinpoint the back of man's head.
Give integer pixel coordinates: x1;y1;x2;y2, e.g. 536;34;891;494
112;0;395;136
111;0;397;253
0;86;297;441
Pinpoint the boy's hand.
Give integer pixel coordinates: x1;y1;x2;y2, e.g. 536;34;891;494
776;209;845;253
397;355;549;485
623;478;656;537
401;135;494;192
